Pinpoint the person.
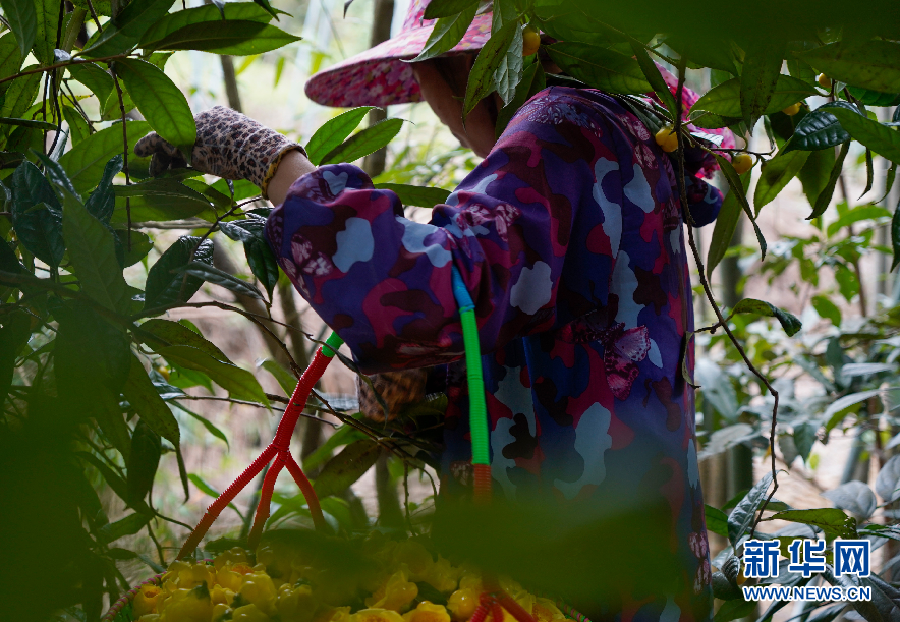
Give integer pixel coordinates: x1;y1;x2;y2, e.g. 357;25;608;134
134;0;735;618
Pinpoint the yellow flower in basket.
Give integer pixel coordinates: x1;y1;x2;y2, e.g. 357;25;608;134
365;569;418;611
446;588;480;621
157;584;213;622
351;608;406;622
232;603;272;621
213;547;249;570
422;557;462;593
238;572;279;616
133;583;163;617
531;598;565;622
313;606;352;622
276;583;317;622
402;601;452;622
393;541;434;581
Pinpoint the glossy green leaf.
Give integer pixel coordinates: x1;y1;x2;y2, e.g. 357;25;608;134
125;419;162;504
739;43;784;128
171;403;229;449
0;69;41;121
97;512;152;544
731;298;802;336
175;261;264;299
112;178;211;224
85;155;123;224
784;101;857;152
412;3;478;62
423;0;479;19
31;0;57;66
243;236;279;299
546;42;651;96
302;423;368;471
797;146;835;208
726;471;773;546
494;23;524;106
82;0;177;58
631;43;677;115
496;60;545;137
826;205;891;237
313;439;381;498
811;294;841;326
140;1;275;46
305;106;375;165
690;74;817;119
714;600;757;622
766;508;857;539
123;353;180;444
32;150;80;200
10;162;65;268
707;171;749;278
139;318;230;361
62;107;91;146
0;116;57;131
142;20;300;55
319;118;404;165
114;58;196;157
120;230;154;267
845;86;900;107
704;505;729;539
753;150;810;214
808;141;850;220
0;0;37;59
463;20;519;118
62;191;129;312
58;121;151;193
158;344;269;405
259;358;296;395
801;40;900;94
143;235;213;311
712;153;767;259
0;33;23;87
67;63;114;106
892;199;900;271
827;106;900;165
375;183;451;208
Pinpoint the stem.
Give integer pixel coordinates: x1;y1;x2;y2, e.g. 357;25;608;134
0;55;132;86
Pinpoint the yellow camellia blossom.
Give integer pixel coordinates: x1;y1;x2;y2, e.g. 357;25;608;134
133;584;164;617
216;566;246;592
446;588;480;621
214;548;249;570
210;585;235;606
393;541;434;581
314;606;352;622
422;557;461;593
158;585;213;622
276;583;317;622
211;603;230;621
531;598;565;622
352;608;406;622
402;601;452;622
232;603;272;621
365;569;418;611
239;572;279;616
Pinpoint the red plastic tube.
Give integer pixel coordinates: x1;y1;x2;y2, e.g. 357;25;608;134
247;455;286;550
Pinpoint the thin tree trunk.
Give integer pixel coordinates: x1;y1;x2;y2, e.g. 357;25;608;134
362;0;394;178
221;56;243;113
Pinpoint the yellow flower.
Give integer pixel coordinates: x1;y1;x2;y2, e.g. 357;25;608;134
214;547;249;570
531;598;565;622
365;569;418;612
211;585;235;606
314;606;351;622
422;557;461;593
276;583;317;622
402;602;452;622
232;603;272;621
158;585;213;622
351;609;406;622
485;594;535;622
216;567;245;592
457;573;482;592
212;603;230;621
239;572;278;616
133;584;163;617
393;541;434;581
447;588;480;621
137;616;161;622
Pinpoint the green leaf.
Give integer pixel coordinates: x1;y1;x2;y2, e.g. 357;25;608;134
122;353;180;444
82;0;177;58
32;150;80;200
158;344;269;405
826;106;900;165
171;402;229;449
496;60;545;137
30;0;57;66
727;471;773;546
0;0;37;59
797;147;835;208
811;294;841;327
0;310;32;402
712;153;767;259
302;423;368;471
0;33;24;87
113;178;211;223
730;298;802;336
187;473;242;517
97;512;152;544
707;171;750;279
176;260;265;299
546;41;650;96
0;69;42;120
58;121;151;193
690;74;817;119
826;205;891;237
784;101;856;152
0;116;58;131
61;191;129;312
630;43;677;115
313;439;381;498
411;3;478;62
714;600;757;622
138;318;230;362
801;41;900;94
259;358;296;395
463;20;519;118
739;43;784;128
243;236;279;299
423;0;479;19
494;23;525;107
62;106;91;146
113;58;196;157
126;419;162;504
143;235;213;311
86;155;123;224
67;63;114;108
766;508;856;539
142;20;300;55
808;141;850;220
753;150;810;214
893;199;900;271
319;118;404;166
704;505;729;538
845;87;900;107
10;162;65;268
375;183;451;208
140;1;276;46
304;106;376;166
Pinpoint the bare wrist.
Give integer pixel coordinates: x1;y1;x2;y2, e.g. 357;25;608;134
267;150;317;206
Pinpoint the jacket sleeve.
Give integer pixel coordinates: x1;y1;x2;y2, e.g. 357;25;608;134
266;91;634;375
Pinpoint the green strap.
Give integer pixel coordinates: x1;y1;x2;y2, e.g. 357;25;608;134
322;332;344;358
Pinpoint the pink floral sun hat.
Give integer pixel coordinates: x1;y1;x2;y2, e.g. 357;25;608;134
304;0;491;108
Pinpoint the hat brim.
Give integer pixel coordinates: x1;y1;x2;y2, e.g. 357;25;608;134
304;14;492;108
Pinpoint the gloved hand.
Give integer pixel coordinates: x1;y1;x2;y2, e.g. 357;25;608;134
133;106;306;199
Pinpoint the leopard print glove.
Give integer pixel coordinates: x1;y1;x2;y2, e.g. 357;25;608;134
133;106;306;199
357;368;429;421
